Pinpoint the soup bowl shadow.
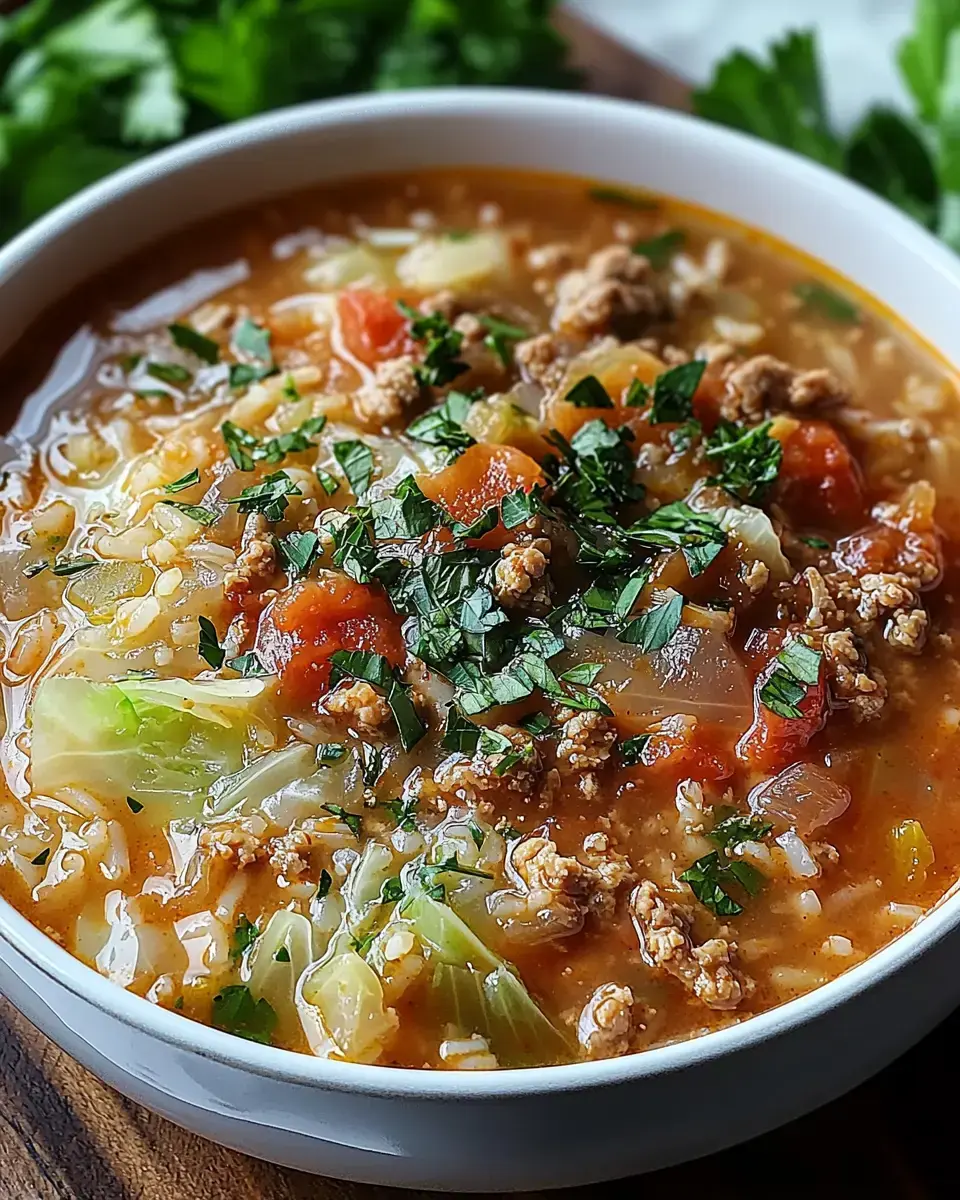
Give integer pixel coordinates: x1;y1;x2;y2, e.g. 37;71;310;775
1;89;959;1191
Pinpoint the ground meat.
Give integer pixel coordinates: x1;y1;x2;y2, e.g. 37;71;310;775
353;355;421;425
822;629;887;721
514;331;570;388
580;831;635;919
668;238;731;311
223;513;276;600
556;710;616;779
198;820;267;868
630;879;753;1010
857;573;928;653
493;536;552;613
527;242;575;275
742;559;770;595
721;354;850;422
433;725;542;803
324;680;392;731
577;983;638;1059
552;244;669;339
802;566;838;629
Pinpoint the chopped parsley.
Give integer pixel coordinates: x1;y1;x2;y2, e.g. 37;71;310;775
275;530;320;580
559;662;603;685
316;869;333;899
230;914;260;961
168;322;220;365
221;417;325;471
329;649;426;750
51;555;98;577
647;360;706;424
417;852;493;901
680;851;764;917
625;501;726;577
705;419;783;501
322;803;362;837
618;592;684;653
211;985;276;1045
232;318;273;362
442;705;481;754
793;281;860;324
197;616;225;669
274;946;291;963
619;734;650;766
315;467;340;495
588;186;659;209
369;475;442;539
381;795;419;832
160;501;219;526
146;361;191;386
126;796;144;814
518;711;556;737
226;471;301;522
227;651;271;677
357;742;386;787
379;876;405;905
633;228;685;269
668;418;703;454
564;374;614;409
317;743;348;767
31;848;50;866
479;314;528;365
759;639;823;719
801;535;831;550
163;468;200;493
707;814;773;851
333;440;375;499
397;301;468;388
406;389;478;456
478;726;534;775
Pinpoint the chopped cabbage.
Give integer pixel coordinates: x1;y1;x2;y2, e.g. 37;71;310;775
395;232;509;290
298;948;398;1063
304;242;394;289
31;675;267;817
207;742;318;819
248;909;315;1034
715;503;791;581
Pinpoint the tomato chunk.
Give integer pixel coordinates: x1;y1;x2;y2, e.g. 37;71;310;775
419;443;544;548
737;633;827;772
255;577;405;707
625;715;734;785
337;290;412;366
777;420;865;524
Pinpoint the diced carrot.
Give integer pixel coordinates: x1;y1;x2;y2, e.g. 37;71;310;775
419;443;544;548
626;714;734;784
736;633;827;772
544;346;664;441
255;577;405;708
777;420;865;524
337;289;412;366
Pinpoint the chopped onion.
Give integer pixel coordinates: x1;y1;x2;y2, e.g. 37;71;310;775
564;626;752;726
395;232;509;290
750;763;851;837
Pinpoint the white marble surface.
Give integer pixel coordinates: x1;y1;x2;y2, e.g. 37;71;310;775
569;0;914;129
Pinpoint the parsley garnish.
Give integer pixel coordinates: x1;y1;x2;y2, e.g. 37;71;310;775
479;314;528;365
357;742;386;787
707;814;773;851
668;418;703;454
221;421;259;470
211;985;276;1044
233;318;272;362
168;322;220;364
519;711;555;736
51;555;98;577
559;662;603;685
226;471;301;522
564;374;614;408
274;946;291;963
275;530;319;580
227;651;270;677
478;726;534;775
647;360;706;424
322;803;362;837
759;639;823;719
680;851;764;917
31;848;50;866
369;475;442;539
588;186;658;209
329;649;426;750
146;361;191;386
198;616;225;669
397;301;468;387
317;743;348;767
417;852;493;901
406;389;478;456
618;592;683;653
316;869;333;899
333;440;374;499
705;419;783;501
625;501;726;577
160;501;218;526
442;705;481;754
793;281;860;324
801;535;831;550
379;876;405;905
163;468;200;493
381;795;419;832
633;228;685;269
230;914;259;960
126;796;144;814
619;734;650;766
315;467;340;495
221;417;325;471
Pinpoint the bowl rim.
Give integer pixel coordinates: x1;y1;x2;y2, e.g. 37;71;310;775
2;85;960;1101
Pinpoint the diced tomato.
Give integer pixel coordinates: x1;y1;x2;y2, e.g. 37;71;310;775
627;714;734;784
736;633;827;772
255;577;405;708
777;420;865;524
337;289;412;366
419;443;545;549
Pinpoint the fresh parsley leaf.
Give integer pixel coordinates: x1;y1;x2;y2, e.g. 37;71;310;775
276;530;319;580
707;814;773;851
705;419;783;501
31;848;51;866
792;281;860;324
417;852;493;900
333;440;375;499
397;301;468;387
381;795;419;832
317;743;348;767
619;733;650;766
633;229;685;269
169;322;220;365
680;851;764;917
51;555;98;577
624;378;651;408
274;946;291;963
229;363;278;389
668;418;703;454
559;662;603;684
588;186;658;209
226;471;301;523
233;318;272;362
500;484;543;529
618;592;684;653
648;360;706;424
625;502;726;577
211;985;276;1045
479;314;528;365
357;742;386;787
257;416;327;465
519;711;555;736
230;914;260;961
227;651;271;677
442;705;481;754
146;361;191;386
379;876;405;905
160;501;219;526
323;803;362;837
221;421;259;471
778;638;822;685
479;726;534;775
759;638;823;719
163;468;200;493
317;869;333;900
845;106;939;228
126;796;144;814
369;475;442;539
406;389;478;456
315;467;340;495
801;535;831;549
329;649;426;750
564;375;614;408
467;818;486;849
198;616;225;669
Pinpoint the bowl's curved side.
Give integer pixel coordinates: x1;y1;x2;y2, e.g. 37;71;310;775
1;87;960;1149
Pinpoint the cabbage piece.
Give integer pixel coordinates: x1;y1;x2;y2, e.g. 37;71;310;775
298;948;399;1063
395;232;509;290
564;626;752;726
31;676;267;817
304;242;395;289
715;503;791;581
206;742;318;819
248;909;315;1034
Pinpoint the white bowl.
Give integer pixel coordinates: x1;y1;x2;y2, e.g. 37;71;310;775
2;89;960;1192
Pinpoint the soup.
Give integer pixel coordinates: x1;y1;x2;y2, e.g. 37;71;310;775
2;169;959;1069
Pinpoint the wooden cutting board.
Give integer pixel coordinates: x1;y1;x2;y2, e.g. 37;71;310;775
0;10;952;1198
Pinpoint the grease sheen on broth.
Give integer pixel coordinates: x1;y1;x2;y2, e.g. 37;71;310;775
2;169;960;1069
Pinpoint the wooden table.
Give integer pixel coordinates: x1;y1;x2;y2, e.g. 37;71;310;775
0;10;953;1197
